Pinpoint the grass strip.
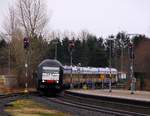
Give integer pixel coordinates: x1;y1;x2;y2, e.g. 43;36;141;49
5;99;72;116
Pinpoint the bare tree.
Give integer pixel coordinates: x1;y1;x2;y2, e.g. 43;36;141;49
17;0;49;37
78;30;89;41
3;6;19;39
3;5;23;74
2;0;49;87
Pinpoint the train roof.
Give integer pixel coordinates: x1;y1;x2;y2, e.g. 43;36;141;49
38;59;63;68
63;66;118;74
37;60;117;74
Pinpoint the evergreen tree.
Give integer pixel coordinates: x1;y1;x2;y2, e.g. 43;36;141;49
73;39;82;65
61;37;70;65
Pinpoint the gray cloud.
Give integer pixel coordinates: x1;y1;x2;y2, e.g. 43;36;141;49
1;0;150;37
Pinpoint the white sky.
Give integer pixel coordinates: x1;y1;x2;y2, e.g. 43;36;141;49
0;0;150;37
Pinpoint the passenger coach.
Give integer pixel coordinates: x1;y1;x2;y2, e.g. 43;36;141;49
63;66;118;88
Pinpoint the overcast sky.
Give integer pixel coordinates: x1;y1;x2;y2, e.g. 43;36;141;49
0;0;150;37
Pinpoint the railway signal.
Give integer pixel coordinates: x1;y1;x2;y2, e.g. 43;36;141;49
68;39;75;66
23;37;30;93
108;35;115;93
24;37;30;49
129;43;135;94
69;40;75;51
129;43;134;59
68;39;75;89
127;33;140;94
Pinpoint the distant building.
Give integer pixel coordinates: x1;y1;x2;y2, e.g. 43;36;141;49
123;38;150;91
134;38;150;90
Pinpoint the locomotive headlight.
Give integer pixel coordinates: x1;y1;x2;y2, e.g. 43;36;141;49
56;81;59;83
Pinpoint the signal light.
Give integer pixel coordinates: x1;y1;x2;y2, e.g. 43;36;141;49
24;37;30;49
69;40;75;48
69;40;75;51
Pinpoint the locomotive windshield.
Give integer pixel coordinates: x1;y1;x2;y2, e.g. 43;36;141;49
42;67;60;81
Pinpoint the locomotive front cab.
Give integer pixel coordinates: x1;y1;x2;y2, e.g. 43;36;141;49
37;59;63;94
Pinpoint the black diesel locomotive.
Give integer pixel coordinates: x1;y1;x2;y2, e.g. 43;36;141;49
37;59;63;94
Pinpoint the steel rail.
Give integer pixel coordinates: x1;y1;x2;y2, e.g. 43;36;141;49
45;93;149;116
63;93;150;109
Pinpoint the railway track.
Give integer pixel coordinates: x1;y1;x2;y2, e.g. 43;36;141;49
0;93;21;105
45;92;150;116
0;93;31;116
1;92;149;116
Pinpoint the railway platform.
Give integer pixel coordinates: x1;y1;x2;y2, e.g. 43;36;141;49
66;89;150;104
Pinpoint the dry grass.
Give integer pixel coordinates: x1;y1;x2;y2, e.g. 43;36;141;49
0;87;36;94
5;99;73;116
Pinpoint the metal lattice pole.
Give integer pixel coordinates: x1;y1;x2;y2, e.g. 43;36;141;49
54;41;58;60
70;50;73;89
130;43;135;94
25;50;28;92
109;40;112;92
